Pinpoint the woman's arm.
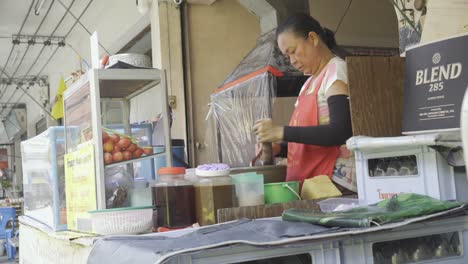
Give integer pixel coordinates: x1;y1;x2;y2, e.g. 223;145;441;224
283;94;352;146
283;80;352;146
254;81;352;147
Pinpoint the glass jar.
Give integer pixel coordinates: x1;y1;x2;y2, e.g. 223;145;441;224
152;167;195;229
194;168;234;226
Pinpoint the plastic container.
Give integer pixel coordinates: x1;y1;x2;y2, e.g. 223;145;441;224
264;181;300;204
194;165;234;226
231;173;264;207
130;178;152;206
340;216;468;263
317;198;362;212
152;167;195;228
347;135;456;205
89;206;152;235
21;126;71;231
154;145;186;178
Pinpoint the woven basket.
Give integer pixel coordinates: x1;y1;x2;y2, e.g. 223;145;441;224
89;206;153;235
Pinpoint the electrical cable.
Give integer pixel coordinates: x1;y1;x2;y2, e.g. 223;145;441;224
4;0;94;119
49;0;77;38
0;0;35;102
0;0;57;115
334;0;353;35
0;0;55;110
57;0;110;54
0;0;35;79
18;1;36;36
5;0;77;108
35;46;60;78
0;0;55;99
36;0;94;77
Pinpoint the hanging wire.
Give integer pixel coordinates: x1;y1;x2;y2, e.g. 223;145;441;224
2;0;77;115
0;0;56;104
334;0;353;35
57;0;110;55
0;0;58;117
0;0;35;104
36;0;95;77
0;0;35;79
388;0;421;36
3;0;95;119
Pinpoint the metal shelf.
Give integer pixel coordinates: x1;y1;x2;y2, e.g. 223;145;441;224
63;67;172;211
104;151;166;168
97;68;162;99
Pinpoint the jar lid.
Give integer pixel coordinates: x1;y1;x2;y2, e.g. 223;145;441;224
158;167;186;175
195;169;231;177
196;163;230;177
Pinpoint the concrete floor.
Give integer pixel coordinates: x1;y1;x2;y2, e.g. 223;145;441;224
0;255;17;263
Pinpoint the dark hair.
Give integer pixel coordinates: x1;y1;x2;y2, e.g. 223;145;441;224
276;13;337;50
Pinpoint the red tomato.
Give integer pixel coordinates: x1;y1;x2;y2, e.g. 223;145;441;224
102;131;110;143
109;134;120;144
142;147;153;155
113;152;123;162
103;141;114;153
117;137;131;149
123;151;132;161
127;143;137;152
104;152;113;164
133;148;144;158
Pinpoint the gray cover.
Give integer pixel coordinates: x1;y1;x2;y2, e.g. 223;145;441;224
87;218;333;264
87;207;466;264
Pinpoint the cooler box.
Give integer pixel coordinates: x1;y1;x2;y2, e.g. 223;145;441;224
347;134;457;205
340;216;468;263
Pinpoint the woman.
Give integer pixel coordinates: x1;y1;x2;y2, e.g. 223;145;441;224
254;13;355;192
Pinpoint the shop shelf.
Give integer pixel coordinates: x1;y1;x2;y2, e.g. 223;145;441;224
105;151;165;169
63;67;173;232
96;69;162;98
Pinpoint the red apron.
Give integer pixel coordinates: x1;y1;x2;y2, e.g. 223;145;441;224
286;76;340;190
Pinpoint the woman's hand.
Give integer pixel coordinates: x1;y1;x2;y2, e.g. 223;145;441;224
253;119;284;143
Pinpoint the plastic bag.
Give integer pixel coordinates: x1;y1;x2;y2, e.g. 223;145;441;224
105;166;134;208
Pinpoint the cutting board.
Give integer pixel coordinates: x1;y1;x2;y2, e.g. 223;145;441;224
217;195;357;223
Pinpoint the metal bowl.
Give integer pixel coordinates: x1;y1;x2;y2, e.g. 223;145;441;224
108;53;151;68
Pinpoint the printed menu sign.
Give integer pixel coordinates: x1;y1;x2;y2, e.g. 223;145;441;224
65;143;96;230
402;33;468;134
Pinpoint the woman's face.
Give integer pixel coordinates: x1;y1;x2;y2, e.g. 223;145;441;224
277;30;320;75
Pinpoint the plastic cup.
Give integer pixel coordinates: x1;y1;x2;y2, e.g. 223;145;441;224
231;172;264;207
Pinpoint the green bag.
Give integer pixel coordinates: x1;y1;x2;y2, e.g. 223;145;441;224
282;193;465;228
